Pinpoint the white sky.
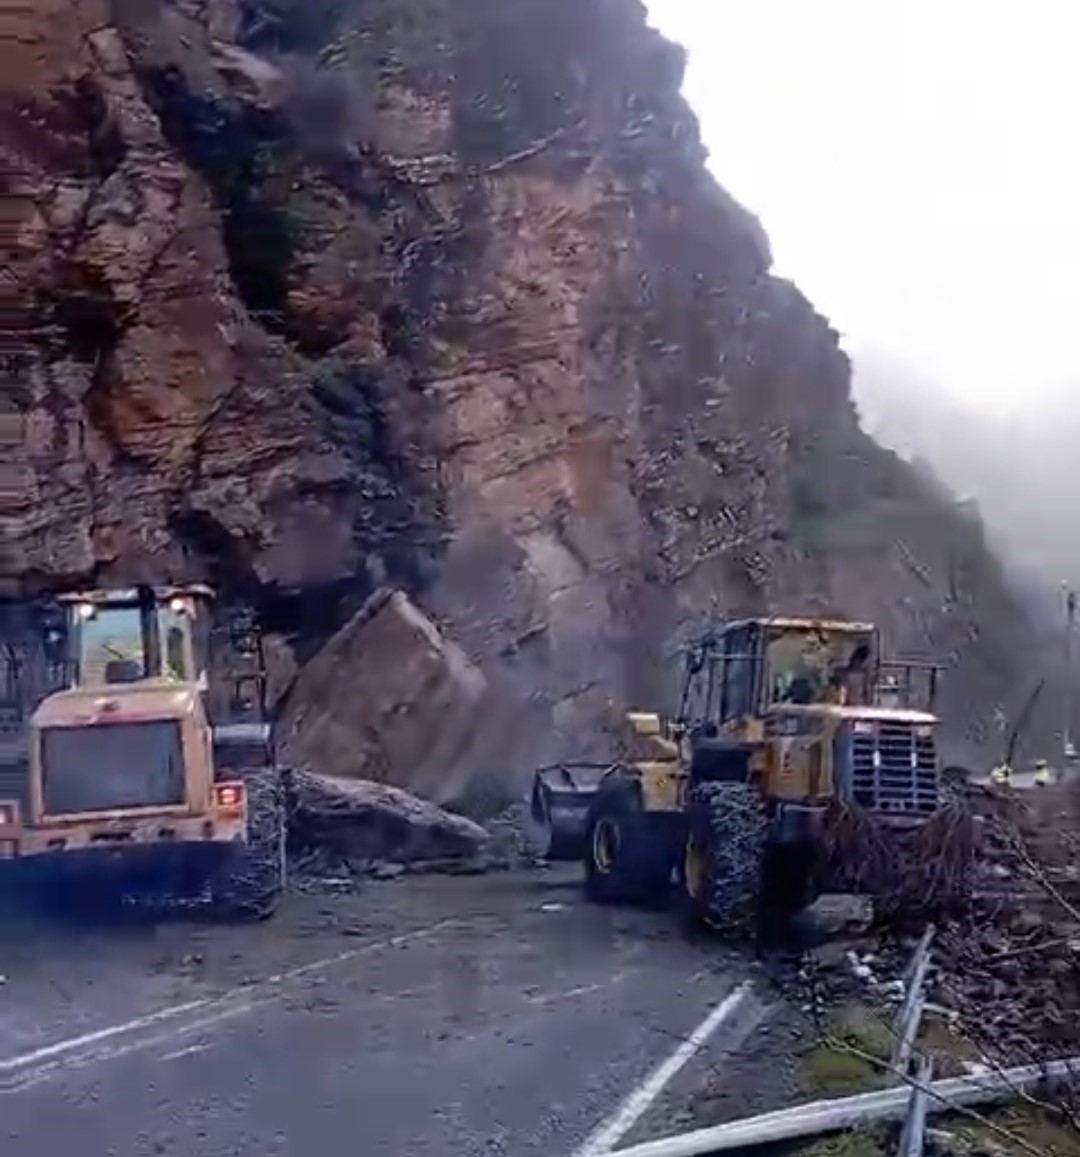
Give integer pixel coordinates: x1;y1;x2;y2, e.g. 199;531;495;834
643;0;1080;415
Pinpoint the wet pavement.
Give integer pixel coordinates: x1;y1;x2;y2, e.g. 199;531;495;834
0;868;770;1156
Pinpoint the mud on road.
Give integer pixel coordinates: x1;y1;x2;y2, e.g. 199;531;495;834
0;867;776;1157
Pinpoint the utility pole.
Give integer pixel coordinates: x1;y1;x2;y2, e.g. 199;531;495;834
1064;584;1077;774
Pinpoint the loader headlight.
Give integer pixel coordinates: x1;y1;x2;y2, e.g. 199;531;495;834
75;602;97;620
851;721;875;735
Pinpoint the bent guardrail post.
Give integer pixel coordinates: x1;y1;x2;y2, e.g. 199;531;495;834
893;924;934;1074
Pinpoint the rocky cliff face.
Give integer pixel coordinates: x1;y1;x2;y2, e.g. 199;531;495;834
2;0;1037;798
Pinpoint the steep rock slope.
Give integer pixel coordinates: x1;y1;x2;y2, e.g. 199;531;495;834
2;0;1035;792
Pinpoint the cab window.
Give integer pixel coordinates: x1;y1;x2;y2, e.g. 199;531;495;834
78;606;144;685
721;626;757;720
160;606;194;681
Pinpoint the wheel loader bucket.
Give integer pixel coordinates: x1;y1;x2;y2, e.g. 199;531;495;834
529;764;613;861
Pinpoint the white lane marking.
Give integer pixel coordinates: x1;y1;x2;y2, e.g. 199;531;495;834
526;971;631;1007
527;982;606;1006
569;980;753;1157
0;918;461;1090
160;1043;210;1063
0;997;213;1075
7;997;263;1093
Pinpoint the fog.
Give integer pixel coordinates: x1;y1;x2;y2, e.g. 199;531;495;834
644;0;1080;417
644;0;1080;602
853;349;1080;601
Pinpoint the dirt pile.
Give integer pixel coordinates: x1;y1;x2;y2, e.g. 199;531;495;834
2;0;1038;804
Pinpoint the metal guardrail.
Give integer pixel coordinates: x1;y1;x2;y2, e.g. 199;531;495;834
608;923;957;1157
893;925;935;1156
599;915;1080;1157
897;1057;932;1157
892;924;935;1073
608;1057;1080;1157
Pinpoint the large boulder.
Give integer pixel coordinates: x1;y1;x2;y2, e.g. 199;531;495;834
287;767;492;871
277;589;492;806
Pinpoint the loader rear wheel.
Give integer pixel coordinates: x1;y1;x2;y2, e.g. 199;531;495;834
680;781;767;937
211;768;286;921
584;781;674;905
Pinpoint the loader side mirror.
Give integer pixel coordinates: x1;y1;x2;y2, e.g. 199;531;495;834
626;711;662;737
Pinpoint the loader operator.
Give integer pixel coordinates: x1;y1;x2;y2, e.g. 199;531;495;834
826;643;871;706
778;633;829;704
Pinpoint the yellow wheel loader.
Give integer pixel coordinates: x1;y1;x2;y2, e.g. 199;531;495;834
533;616;973;934
0;585;286;918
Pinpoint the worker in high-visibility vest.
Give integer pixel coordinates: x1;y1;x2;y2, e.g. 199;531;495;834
1033;758;1052;787
989;763;1013;786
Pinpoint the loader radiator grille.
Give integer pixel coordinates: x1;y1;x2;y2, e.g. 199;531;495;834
850;723;938;816
41;721;185;815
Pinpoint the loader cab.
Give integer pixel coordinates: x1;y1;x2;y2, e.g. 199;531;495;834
11;586;272;822
62;586;211;689
678;618;941;805
684;618;881;734
55;587;269;763
680;617;944;815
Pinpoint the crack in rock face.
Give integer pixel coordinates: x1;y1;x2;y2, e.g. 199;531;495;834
1;0;1038;806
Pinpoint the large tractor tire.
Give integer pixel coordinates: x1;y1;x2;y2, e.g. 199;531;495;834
680;781;767;937
211;768;287;920
584;778;675;905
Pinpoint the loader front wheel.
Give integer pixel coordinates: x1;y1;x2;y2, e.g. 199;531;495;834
680;781;767;938
211;768;287;921
585;781;673;905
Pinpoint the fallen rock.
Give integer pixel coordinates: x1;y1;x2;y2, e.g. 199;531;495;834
277;590;492;806
287;768;492;876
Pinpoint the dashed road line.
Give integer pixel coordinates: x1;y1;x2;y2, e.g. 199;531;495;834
0;918;462;1093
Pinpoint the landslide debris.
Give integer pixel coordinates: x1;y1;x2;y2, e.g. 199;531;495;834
3;0;1042;808
286;768;498;883
788;785;1080;1146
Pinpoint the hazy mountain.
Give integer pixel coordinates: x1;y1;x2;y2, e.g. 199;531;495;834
853;346;1080;599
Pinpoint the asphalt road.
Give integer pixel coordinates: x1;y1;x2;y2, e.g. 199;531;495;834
0;869;772;1157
